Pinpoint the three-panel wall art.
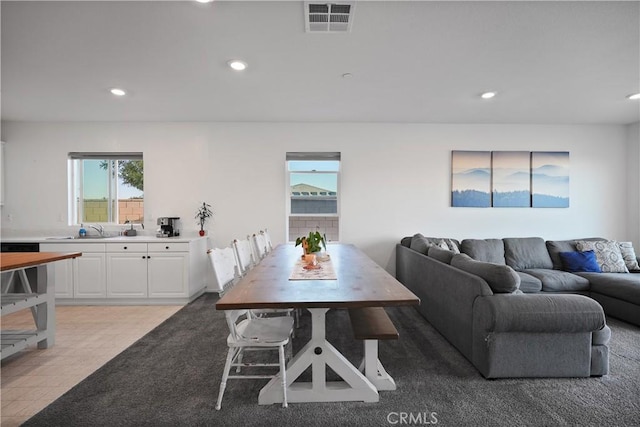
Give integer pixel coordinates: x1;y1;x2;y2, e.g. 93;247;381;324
451;151;569;208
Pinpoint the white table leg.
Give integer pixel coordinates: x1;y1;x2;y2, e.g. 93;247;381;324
35;264;55;349
259;308;378;404
359;340;396;391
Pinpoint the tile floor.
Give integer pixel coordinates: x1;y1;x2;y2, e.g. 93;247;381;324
1;305;182;426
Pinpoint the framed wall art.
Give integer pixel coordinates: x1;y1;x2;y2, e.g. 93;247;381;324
531;151;569;208
451;151;491;207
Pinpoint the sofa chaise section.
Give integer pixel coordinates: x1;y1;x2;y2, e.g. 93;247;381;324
473;293;607;378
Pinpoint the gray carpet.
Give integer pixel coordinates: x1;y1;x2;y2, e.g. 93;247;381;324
23;294;640;426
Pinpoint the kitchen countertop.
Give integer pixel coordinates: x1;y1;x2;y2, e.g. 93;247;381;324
2;235;206;243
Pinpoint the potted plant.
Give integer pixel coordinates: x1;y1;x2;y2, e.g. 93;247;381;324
295;231;327;256
195;202;213;236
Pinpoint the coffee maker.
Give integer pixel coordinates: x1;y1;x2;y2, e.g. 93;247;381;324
156;217;180;237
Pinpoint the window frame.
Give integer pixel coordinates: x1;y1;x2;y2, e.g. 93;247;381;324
68;152;143;226
286;152;341;243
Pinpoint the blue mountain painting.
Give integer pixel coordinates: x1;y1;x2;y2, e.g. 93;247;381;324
452;190;491;207
531;163;569;208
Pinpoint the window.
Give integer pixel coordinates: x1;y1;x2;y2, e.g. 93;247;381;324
69;153;143;225
286;152;340;242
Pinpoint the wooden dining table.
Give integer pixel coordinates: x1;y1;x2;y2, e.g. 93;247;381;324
216;243;419;405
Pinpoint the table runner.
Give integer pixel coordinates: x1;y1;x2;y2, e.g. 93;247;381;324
289;257;337;280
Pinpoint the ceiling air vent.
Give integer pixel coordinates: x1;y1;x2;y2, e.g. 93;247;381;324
305;2;355;33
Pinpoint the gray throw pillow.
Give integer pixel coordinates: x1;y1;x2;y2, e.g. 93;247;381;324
619;242;640;271
451;253;520;293
576;240;628;273
428;246;454;264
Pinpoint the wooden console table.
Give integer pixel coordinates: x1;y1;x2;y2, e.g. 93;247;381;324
216;244;419;405
1;252;81;359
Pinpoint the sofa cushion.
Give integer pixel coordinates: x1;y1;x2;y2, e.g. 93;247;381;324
576;240;629;273
409;234;432;255
516;271;543;293
575;272;640;305
523;269;591;292
400;236;412;248
619;242;640;271
503;237;553;270
428;246;454;264
559;250;602;273
461;239;506;264
451;253;520;293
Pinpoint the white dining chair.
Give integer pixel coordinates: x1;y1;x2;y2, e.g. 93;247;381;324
208;247;238;296
232;238;255;277
215;309;294;410
251;233;267;262
262;229;273;253
234;237;298;329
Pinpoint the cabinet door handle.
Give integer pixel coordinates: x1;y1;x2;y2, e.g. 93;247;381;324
166;246;170;250
124;246;128;250
147;255;151;259
142;256;146;259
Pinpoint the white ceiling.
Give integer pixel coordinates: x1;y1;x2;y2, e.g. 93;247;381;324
2;1;639;125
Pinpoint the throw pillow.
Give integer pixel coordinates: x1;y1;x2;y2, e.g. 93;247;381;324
444;238;461;254
559;251;602;273
437;239;450;250
619;242;640;271
575;240;629;273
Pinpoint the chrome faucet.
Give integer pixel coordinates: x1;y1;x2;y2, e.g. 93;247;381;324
88;224;104;236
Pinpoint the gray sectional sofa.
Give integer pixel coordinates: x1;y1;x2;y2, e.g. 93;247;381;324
395;235;640;379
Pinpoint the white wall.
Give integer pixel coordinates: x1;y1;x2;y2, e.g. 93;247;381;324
0;121;632;271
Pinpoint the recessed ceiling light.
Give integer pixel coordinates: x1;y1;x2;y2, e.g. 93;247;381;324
110;88;126;96
480;92;496;99
342;73;353;79
228;60;247;71
627;93;640;100
195;0;213;3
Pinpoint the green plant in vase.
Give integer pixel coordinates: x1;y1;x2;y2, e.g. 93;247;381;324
295;231;327;256
195;202;213;236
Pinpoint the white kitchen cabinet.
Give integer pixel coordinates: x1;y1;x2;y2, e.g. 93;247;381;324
75;252;107;298
106;242;189;298
147;252;189;298
41;242;106;298
106;253;148;297
40;243;74;298
13;237;208;305
106;243;148;298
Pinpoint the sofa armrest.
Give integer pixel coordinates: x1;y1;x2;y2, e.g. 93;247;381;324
474;294;605;333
